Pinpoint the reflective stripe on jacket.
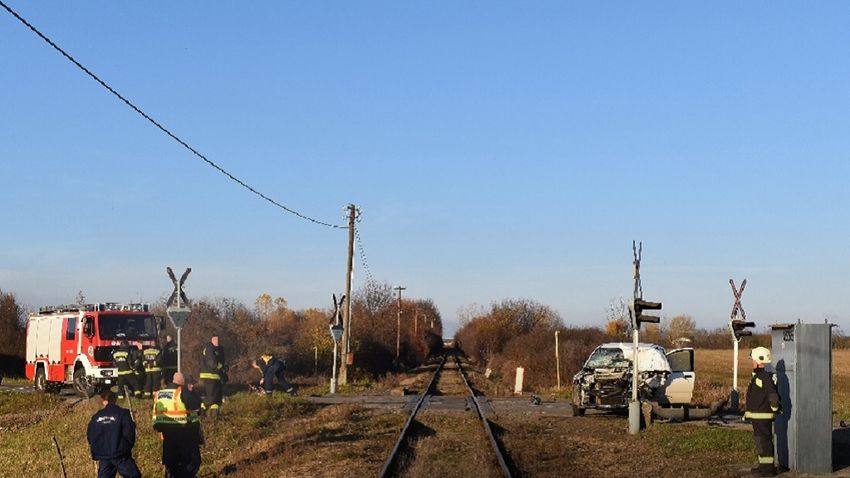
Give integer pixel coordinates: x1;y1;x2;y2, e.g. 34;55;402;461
152;387;199;430
143;348;162;372
745;367;780;420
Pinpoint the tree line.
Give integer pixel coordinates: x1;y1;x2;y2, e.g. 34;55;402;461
0;282;444;384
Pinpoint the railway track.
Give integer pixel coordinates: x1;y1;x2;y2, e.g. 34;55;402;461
379;351;513;478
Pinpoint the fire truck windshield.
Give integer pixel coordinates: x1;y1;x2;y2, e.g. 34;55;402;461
98;314;157;340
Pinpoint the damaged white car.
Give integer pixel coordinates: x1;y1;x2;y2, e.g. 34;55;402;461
571;342;694;416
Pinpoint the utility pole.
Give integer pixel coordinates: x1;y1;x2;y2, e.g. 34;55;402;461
414;308;418;336
339;204;357;385
394;285;406;362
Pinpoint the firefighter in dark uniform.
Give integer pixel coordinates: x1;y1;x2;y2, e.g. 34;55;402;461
745;346;780;477
142;340;163;398
162;334;178;385
132;343;145;397
200;334;226;416
112;341;137;400
252;353;296;395
87;389;141;478
153;372;202;478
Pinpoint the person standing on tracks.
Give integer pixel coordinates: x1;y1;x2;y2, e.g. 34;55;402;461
746;346;781;477
153;372;203;478
142;340;163;399
162;334;178;385
112;341;137;400
251;353;297;396
200;334;227;416
87;389;141;478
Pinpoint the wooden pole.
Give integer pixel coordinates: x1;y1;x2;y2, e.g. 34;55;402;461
339;204;356;385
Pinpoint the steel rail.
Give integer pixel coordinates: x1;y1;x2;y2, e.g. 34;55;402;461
378;354;447;478
455;355;513;478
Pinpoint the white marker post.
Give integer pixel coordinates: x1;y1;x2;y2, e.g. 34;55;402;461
329;323;343;394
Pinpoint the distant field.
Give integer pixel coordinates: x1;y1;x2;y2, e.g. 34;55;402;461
694;349;850;420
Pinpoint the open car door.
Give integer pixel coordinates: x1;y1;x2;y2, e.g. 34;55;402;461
662;348;695;405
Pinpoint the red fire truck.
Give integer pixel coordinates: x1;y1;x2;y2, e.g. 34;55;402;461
25;303;159;397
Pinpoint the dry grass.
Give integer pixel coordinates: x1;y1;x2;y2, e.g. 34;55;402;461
694;349;850;420
0;391;405;478
496;413;753;478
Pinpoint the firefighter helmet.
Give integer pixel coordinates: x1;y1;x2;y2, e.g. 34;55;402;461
751;346;771;365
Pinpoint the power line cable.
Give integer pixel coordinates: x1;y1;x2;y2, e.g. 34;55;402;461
0;1;345;229
354;223;377;286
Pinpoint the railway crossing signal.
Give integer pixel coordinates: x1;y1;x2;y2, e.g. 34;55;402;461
165;267;192;373
628;241;663;435
631;298;662;329
728;278;753;413
731;319;755;340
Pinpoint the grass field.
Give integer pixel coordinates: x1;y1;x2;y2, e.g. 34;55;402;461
2;348;846;477
694;348;850;419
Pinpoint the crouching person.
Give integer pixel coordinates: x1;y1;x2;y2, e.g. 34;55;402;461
252;353;296;396
153;372;203;478
87;389;141;478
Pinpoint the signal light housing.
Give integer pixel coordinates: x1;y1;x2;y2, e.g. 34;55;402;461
730;319;755;341
630;298;662;330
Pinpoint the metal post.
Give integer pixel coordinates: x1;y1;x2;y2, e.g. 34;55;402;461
629;327;641;434
731;338;739;412
555;330;561;391
331;340;338;394
176;327;182;373
394;286;406;361
339;204;356;385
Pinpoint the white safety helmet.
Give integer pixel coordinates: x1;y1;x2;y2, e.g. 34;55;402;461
751;346;771;365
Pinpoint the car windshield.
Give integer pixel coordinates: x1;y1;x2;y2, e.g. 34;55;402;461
585;348;631;369
98;314;156;340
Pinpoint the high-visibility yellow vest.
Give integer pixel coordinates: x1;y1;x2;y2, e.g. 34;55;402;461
152;387;199;430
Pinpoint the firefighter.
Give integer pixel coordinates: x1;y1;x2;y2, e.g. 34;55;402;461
112;341;137;400
153;372;202;478
142;340;163;398
200;334;227;416
251;353;296;396
745;346;781;477
162;334;178;385
132;343;144;397
87;389;141;478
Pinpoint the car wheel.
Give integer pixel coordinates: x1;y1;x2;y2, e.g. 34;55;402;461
73;367;97;398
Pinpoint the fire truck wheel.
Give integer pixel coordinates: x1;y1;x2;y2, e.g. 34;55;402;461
34;367;47;392
73;367;96;398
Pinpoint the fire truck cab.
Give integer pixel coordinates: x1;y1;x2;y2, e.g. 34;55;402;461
25;303;158;397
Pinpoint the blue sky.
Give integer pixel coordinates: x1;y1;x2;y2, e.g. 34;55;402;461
2;2;850;335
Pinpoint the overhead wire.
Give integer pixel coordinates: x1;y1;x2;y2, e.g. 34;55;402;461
0;1;345;229
354;213;377;286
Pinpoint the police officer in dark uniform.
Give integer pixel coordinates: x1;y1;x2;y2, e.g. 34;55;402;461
252;353;296;395
142;340;163;398
153;372;203;478
112;341;137;400
86;389;141;478
200;334;226;416
745;346;780;477
162;334;178;385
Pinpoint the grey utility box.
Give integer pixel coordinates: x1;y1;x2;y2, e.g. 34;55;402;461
770;322;832;474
